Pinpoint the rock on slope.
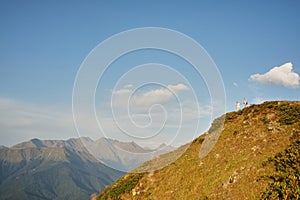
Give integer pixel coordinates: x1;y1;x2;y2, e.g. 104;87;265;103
96;101;300;199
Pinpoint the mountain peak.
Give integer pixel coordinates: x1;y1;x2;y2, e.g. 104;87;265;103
0;137;124;200
12;138;44;148
30;138;45;148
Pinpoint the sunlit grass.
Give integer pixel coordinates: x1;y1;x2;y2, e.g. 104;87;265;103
96;101;300;199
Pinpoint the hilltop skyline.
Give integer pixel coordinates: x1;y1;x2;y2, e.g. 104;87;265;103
1;1;300;147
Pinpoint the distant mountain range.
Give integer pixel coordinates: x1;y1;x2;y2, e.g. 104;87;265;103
82;138;174;172
0;137;173;200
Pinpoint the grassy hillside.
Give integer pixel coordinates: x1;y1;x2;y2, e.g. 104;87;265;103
96;101;300;199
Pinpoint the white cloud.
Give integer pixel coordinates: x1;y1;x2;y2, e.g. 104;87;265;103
124;84;133;89
112;83;190;108
0;98;76;146
0;92;211;148
108;83;213;147
249;62;300;88
167;83;189;92
131;88;173;107
132;83;189;107
112;88;131;95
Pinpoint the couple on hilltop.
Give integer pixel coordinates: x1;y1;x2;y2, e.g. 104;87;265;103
236;97;248;111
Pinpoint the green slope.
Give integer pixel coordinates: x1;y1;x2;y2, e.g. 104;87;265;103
96;101;300;199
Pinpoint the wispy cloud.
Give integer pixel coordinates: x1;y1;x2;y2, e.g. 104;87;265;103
167;83;189;92
0;83;213;148
112;83;189;108
0;98;76;146
131;83;189;107
249;62;299;88
108;83;212;146
112;88;131;95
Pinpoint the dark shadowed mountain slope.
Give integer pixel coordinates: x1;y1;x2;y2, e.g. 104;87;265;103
97;101;300;199
0;138;124;200
0;137;174;200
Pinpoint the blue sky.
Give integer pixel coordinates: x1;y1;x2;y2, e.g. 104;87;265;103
1;1;300;147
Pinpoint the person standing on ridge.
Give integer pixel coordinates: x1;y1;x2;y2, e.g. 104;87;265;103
236;101;240;111
243;97;248;108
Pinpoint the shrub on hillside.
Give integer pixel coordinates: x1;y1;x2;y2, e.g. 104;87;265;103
260;140;300;199
278;103;300;125
208;116;225;134
97;173;144;200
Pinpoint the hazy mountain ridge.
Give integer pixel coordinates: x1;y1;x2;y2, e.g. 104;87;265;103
84;137;175;172
96;101;300;199
0;137;174;200
11;137;92;149
0;138;124;200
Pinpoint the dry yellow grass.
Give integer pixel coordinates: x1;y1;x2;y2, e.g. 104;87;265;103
97;101;300;200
